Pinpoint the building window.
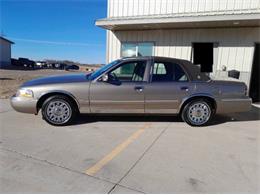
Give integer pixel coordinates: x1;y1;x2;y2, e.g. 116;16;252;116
121;42;154;57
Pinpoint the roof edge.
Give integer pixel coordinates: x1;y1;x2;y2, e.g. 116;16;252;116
0;36;14;44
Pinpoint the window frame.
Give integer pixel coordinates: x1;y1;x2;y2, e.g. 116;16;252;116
150;59;190;83
121;42;155;58
93;59;151;83
109;61;147;82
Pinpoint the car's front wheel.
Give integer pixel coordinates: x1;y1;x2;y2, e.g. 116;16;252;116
181;99;213;126
42;95;78;126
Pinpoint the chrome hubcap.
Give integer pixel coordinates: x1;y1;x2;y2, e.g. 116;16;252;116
188;102;211;125
46;100;71;124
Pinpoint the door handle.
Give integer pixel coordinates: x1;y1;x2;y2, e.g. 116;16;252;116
134;86;144;92
180;86;189;91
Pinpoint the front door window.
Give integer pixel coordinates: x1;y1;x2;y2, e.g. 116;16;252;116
108;61;147;82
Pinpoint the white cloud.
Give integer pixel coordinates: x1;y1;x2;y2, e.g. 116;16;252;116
10;37;104;47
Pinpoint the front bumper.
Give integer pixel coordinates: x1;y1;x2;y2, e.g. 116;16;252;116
216;97;252;114
10;95;38;114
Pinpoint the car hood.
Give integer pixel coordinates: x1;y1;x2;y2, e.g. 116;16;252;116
21;73;90;87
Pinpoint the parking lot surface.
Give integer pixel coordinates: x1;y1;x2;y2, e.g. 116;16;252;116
0;99;259;193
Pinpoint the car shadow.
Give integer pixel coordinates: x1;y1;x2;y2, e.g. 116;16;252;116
75;114;183;125
209;105;260;126
73;105;260;126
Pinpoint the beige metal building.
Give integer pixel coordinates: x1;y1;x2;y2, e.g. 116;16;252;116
96;0;260;102
0;36;14;67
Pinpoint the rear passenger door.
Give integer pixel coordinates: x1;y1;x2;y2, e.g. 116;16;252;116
145;60;191;114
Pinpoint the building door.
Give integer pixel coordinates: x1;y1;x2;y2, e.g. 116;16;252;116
249;43;260;102
193;43;214;72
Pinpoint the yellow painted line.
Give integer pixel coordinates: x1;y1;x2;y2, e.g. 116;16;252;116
85;123;151;176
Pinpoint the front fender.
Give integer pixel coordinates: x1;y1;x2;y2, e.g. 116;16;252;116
37;90;80;111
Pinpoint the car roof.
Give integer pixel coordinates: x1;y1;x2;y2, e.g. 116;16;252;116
120;56;210;81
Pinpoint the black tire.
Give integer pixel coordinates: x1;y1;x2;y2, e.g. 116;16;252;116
181;99;213;127
42;95;78;126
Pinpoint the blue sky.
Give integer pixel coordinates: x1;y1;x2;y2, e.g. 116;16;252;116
1;0;107;64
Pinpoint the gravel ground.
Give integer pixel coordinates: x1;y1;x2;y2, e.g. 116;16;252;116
0;69;81;99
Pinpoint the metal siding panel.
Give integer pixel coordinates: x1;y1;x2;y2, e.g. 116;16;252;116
174;30;182;59
212;0;220;11
107;28;260;77
160;0;167;15
106;30;109;63
179;0;185;13
118;0;123;16
113;32;118;60
226;0;235;11
166;0;172;14
122;0;128;16
154;0;161;15
143;0;150;15
116;33;121;59
169;30;177;58
128;0;134;16
113;0;118;17
107;0;260;17
132;0;138;16
109;0;113;17
108;31;113;62
111;32;115;61
191;0;199;13
137;0;143;15
251;0;260;9
243;47;254;72
149;0;155;15
185;0;192;13
219;0;226;11
205;0;212;12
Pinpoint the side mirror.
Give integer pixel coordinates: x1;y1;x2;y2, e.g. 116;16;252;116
101;74;108;82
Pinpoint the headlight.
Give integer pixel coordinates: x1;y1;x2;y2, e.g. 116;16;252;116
16;89;34;98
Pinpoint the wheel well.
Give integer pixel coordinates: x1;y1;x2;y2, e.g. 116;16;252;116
180;96;217;114
37;92;79;112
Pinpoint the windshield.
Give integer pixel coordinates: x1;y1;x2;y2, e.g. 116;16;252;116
90;60;120;80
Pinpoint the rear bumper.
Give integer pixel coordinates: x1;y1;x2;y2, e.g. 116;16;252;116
10;95;38;114
216;97;252;114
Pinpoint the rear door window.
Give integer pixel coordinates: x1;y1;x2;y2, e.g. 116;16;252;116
152;61;188;82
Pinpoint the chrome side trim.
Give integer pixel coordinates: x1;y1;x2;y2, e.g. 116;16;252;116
145;100;179;103
91;100;143;103
221;98;252;102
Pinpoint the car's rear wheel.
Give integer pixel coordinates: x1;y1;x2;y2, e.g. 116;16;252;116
42;95;77;126
181;99;213;126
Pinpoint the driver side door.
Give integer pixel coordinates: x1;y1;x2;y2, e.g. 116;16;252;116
89;60;148;113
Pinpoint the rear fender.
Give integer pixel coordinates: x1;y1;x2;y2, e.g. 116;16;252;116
178;93;216;113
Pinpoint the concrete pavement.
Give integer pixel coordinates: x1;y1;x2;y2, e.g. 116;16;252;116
0;99;259;193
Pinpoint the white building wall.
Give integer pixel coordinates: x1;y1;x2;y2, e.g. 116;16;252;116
0;39;12;66
108;0;260;17
107;27;260;86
